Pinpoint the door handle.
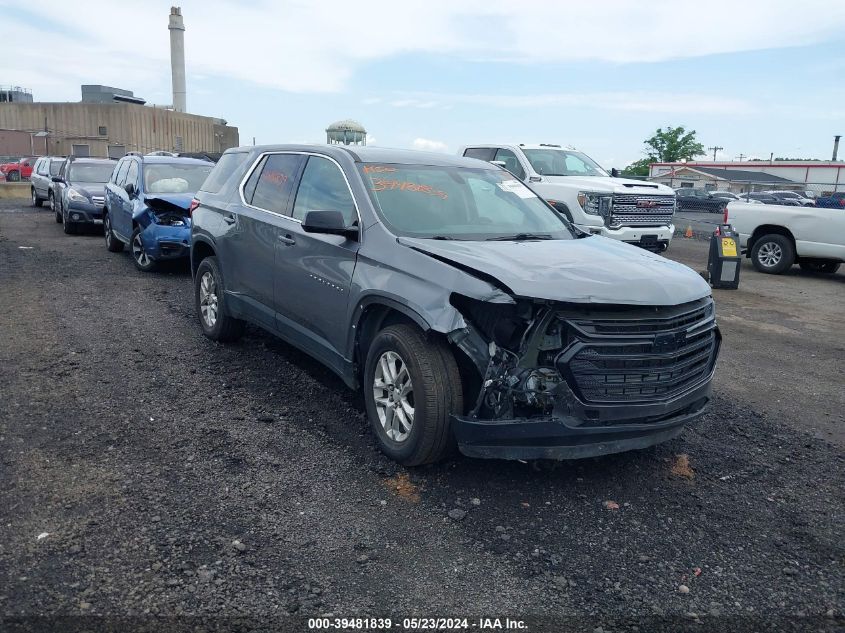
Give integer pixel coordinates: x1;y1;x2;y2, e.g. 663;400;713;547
223;214;236;225
278;233;296;246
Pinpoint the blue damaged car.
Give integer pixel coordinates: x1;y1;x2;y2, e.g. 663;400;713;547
103;153;213;271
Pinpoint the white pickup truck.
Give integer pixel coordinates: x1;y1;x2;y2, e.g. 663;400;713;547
726;201;844;274
458;143;677;251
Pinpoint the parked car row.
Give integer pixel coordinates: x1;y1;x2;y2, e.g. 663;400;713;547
37;144;723;466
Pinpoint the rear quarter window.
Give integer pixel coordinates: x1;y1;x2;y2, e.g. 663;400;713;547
200;152;249;193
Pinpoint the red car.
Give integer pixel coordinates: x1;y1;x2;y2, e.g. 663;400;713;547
0;157;37;182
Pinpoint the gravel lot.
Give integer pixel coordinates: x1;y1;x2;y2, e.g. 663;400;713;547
1;203;842;633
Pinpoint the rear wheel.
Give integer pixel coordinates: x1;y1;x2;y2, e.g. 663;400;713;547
751;234;794;274
195;256;245;342
31;188;43;207
7;170;20;182
800;260;841;274
103;212;124;252
364;324;462;466
131;228;157;272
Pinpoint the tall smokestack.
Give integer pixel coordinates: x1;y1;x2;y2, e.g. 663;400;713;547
168;6;186;113
833;135;841;162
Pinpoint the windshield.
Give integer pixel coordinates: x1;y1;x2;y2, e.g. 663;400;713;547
360;163;574;241
69;163;114;183
144;163;213;194
521;149;608;177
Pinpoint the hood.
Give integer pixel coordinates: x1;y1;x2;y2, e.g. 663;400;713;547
536;175;674;196
71;184;106;198
398;236;711;306
144;193;194;214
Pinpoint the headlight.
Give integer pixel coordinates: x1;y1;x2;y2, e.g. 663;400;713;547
67;188;88;203
577;191;613;216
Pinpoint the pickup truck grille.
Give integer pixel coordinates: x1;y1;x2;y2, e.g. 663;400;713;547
610;194;675;227
91;195;105;206
556;300;719;404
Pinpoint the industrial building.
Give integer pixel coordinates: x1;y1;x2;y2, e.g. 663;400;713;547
648;161;845;193
0;6;238;160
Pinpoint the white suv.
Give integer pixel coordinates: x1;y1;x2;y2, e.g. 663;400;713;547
459;144;677;251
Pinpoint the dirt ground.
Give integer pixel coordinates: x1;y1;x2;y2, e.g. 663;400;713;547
0;204;842;633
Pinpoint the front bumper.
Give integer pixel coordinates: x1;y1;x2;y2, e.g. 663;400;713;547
65;201;105;225
577;223;675;247
452;372;713;461
139;223;191;260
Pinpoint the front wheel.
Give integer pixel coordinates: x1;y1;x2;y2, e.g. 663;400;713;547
104;213;124;252
363;324;463;466
31;188;43;207
800;260;841;274
7;171;20;182
131;228;157;272
194;256;245;342
62;207;77;235
751;234;794;274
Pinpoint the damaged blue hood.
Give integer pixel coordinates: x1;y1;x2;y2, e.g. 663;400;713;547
398;235;711;306
145;193;194;212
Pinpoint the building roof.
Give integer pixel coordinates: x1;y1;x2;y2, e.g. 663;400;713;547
659;165;795;183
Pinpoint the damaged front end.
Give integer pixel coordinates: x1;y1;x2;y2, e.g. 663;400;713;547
448;294;721;461
135;197;192;260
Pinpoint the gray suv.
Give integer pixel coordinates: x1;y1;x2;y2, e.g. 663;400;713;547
191;145;721;465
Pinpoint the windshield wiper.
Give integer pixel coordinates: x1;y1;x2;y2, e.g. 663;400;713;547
486;233;554;241
428;235;462;240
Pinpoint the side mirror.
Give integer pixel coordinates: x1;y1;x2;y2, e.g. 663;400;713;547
302;210;358;240
124;182;136;197
610;167;620;178
51;176;63;183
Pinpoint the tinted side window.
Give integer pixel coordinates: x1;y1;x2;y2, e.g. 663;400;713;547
200;152;249;193
49;160;63;177
291;156;356;224
463;148;496;161
125;161;139;188
248;154;304;215
113;160;130;186
494;148;526;180
242;156;266;204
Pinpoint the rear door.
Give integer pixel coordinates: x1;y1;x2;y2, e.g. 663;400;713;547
223;152;305;330
273;154;360;372
115;160;140;237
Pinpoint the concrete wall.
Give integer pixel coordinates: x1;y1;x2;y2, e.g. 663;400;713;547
0;102;239;158
0;129;37;157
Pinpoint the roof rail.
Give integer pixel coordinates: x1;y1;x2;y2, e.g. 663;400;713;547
125;151;145;158
539;143;561;147
146;150;177;157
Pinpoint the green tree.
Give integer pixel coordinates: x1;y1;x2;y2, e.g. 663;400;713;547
622;126;705;176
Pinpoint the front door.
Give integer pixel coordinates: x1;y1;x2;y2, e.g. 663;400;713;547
274;155;359;373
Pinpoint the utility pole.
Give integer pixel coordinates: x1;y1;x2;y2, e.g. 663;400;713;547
737;153;746;162
708;146;724;162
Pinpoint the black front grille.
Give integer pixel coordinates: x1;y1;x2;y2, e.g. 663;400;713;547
556;300;719;404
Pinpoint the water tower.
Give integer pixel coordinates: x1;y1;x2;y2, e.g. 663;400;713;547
326;120;367;146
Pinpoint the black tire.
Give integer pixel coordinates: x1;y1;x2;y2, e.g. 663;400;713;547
47;191;55;213
7;171;20;182
751;233;794;274
130;227;157;272
195;256;245;343
800;260;841;274
103;212;124;252
363;324;463;466
31;188;43;207
62;207;77;235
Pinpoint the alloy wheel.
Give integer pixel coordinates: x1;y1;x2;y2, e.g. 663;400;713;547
373;350;415;442
199;271;218;328
758;242;782;268
132;233;150;268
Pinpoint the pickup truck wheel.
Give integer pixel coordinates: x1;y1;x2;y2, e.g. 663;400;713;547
131;228;158;272
103;213;124;252
800;260;841;274
364;324;462;466
7;170;20;182
751;234;794;274
194;256;245;342
31;188;43;207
